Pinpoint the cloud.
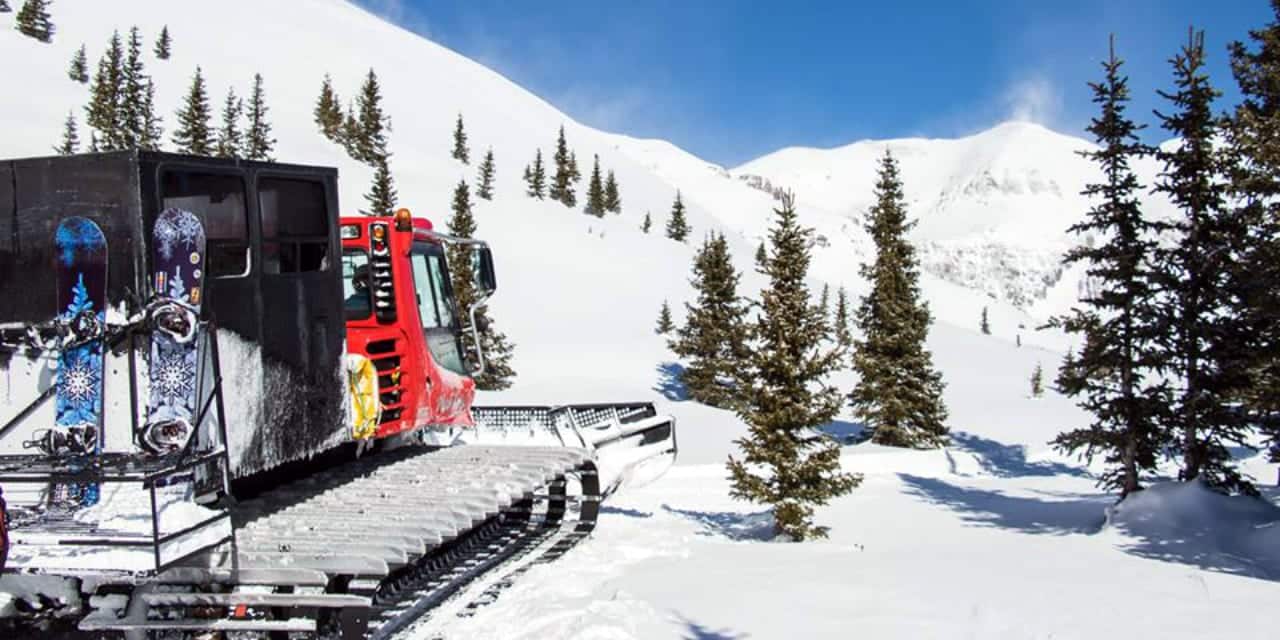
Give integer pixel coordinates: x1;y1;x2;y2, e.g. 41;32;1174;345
1002;74;1064;126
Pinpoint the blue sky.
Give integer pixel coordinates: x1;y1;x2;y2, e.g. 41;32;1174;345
356;0;1275;167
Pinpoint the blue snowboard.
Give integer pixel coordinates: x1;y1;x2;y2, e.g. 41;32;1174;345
54;217;108;507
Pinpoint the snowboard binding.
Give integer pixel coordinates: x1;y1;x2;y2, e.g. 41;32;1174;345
148;299;199;344
138;418;193;455
22;426;98;457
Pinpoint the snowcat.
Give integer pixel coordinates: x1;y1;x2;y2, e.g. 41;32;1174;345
0;151;677;638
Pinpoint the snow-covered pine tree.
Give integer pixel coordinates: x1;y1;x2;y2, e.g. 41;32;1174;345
476;149;496;200
15;0;53;43
68;45;88;84
980;306;990;334
1049;36;1165;496
314;74;344;142
585;154;606;217
727;192;861;541
656;300;674;334
604;170;621;213
524;149;546;199
172;67;213;155
819;283;831;327
1031;363;1044;398
833;287;853;350
755;241;767;271
244;73;276;161
850;150;949;449
1225;4;1280;464
85;31;124;151
452;114;470;164
214;88;243;159
446;180;516;389
1151;29;1257;494
54;111;79;155
665;191;691;241
641;211;652;234
154;26;171;60
549;126;576;206
671;232;751;409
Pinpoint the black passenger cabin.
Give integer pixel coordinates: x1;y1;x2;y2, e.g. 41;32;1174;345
0;151;347;477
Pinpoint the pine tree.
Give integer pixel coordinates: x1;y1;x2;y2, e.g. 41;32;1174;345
364;156;397;217
819;283;831;324
833;287;853;350
214;88;243;159
665;191;691;241
1225;2;1280;464
656;300;674;334
755;241;767;271
569;151;581;185
15;0;53;43
980;306;991;334
446;180;516;389
1151;29;1256;494
549;126;576;206
850;151;949;449
314;74;344;142
476;148;496;200
120;27;154;149
604;169;621;213
154;25;171;60
1048;36;1166;496
641;211;652;234
452;114;470;164
524;149;546;199
68;44;88;84
244;73;275;161
341;105;361;158
727;193;861;541
139;78;162;150
54;111;79;155
85;32;124;151
1031;363;1044;398
354;72;396;215
172;67;212;155
671;232;751;409
585;154;606;217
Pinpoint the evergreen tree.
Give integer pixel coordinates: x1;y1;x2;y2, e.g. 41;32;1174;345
1048;37;1166;496
524;149;546;199
364;156;397;217
350;69;388;164
120;27;154;149
1226;2;1280;463
727;193;861;541
1151;29;1256;494
665;191;691;241
671;232;751;409
68;44;88;84
980;306;991;334
446;180;516;389
54;111;79;155
214;88;243;159
1031;362;1044;398
451;113;470;164
604;169;621;213
139;78;162;150
314;74;344;142
85;31;124;151
850;151;949;449
833;287;853;350
154;25;171;60
755;241;767;271
569;151;581;185
641;211;652;234
819;283;831;325
14;0;53;43
341;104;361;158
656;300;674;334
476;148;496;200
172;67;213;155
549;126;577;206
244;73;275;161
585;154;606;217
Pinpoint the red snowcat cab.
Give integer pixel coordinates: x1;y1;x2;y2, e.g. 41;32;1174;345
0;152;676;638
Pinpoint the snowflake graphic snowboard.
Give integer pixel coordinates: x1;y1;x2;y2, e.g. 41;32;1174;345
143;208;207;455
54;216;108;507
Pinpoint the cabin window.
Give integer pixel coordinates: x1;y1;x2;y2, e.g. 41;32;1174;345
410;243;466;375
161;171;249;278
259;178;330;274
341;249;371;321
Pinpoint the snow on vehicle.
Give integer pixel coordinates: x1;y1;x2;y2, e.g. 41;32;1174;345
0;151;677;637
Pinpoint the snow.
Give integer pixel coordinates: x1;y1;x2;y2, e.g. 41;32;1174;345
0;2;1277;638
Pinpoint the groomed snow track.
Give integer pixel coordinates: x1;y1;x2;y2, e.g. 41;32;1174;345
76;444;602;639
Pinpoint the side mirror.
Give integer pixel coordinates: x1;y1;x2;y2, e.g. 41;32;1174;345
475;245;497;296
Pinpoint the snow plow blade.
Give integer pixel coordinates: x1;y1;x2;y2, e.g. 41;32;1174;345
469;403;677;495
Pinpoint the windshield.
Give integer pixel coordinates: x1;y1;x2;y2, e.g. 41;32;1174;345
410;242;467;375
342;249;371;321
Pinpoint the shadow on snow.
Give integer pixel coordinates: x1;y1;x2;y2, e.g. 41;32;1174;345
654;362;688;402
949;431;1090;479
599;505;653;518
673;612;750;639
898;473;1109;536
661;504;775;541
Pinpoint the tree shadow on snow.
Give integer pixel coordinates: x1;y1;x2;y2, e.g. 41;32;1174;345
673;612;750;640
600;505;653;518
899;473;1109;536
661;504;775;541
949;432;1090;479
817;419;868;445
654;362;689;401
